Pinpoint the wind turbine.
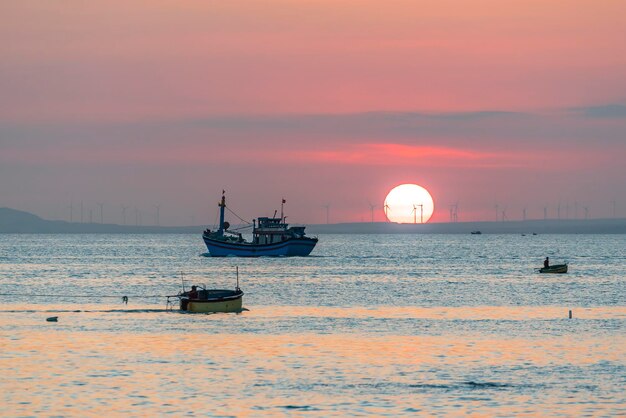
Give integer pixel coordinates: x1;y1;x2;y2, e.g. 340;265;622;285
96;202;104;224
383;203;392;222
501;207;507;222
367;201;376;223
522;207;527;221
584;206;589;220
494;203;499;222
322;204;330;224
412;203;424;224
135;207;140;226
67;201;74;223
121;205;129;225
449;202;458;222
80;200;84;223
154;204;161;226
543;206;548;220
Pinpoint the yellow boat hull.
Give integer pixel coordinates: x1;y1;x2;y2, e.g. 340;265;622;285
186;297;243;313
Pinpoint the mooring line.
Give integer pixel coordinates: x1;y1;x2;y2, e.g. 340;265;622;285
0;293;174;298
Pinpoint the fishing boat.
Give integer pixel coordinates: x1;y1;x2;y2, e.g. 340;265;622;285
538;264;568;274
471;231;482;235
202;191;318;257
171;269;244;313
180;288;244;313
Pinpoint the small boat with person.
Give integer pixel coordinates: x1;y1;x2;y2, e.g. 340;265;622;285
538;257;568;273
169;268;244;313
538;264;568;274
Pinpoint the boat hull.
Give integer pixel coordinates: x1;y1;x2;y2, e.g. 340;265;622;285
203;236;318;257
539;264;568;274
180;290;244;313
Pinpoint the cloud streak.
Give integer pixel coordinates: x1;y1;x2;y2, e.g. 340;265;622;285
2;108;624;168
291;144;515;168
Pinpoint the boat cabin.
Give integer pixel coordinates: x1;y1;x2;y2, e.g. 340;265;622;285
253;217;306;244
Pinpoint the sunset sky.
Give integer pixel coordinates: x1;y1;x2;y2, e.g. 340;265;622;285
1;1;625;225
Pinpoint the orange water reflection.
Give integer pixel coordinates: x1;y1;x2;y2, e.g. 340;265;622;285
1;305;624;416
251;305;626;320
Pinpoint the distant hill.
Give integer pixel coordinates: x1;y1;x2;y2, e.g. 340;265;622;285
0;208;48;232
1;207;625;234
0;207;199;233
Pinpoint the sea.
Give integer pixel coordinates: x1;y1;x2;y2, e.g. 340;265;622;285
1;234;624;417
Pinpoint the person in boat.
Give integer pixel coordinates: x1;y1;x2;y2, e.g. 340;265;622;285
188;285;198;299
544;257;550;268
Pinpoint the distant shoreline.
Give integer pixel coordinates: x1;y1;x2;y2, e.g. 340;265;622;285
307;219;626;234
1;207;625;234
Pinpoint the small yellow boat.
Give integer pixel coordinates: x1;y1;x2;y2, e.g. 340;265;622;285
171;268;244;313
180;288;244;313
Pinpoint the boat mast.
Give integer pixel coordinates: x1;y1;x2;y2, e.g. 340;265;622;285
218;190;226;235
281;198;286;222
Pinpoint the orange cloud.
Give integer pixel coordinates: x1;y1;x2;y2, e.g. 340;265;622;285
0;140;611;171
288;143;519;168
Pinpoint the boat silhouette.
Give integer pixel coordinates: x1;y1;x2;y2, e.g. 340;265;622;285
202;191;318;257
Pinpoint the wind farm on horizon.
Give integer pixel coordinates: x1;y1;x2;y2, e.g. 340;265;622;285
25;184;625;229
2;187;623;235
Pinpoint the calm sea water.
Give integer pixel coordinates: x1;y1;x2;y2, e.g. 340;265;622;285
1;234;624;416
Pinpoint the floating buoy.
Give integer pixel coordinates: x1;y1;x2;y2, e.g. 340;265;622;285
46;316;58;322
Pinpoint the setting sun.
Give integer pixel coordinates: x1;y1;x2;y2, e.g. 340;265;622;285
384;184;435;224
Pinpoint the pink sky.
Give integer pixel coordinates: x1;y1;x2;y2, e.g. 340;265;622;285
1;1;625;225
